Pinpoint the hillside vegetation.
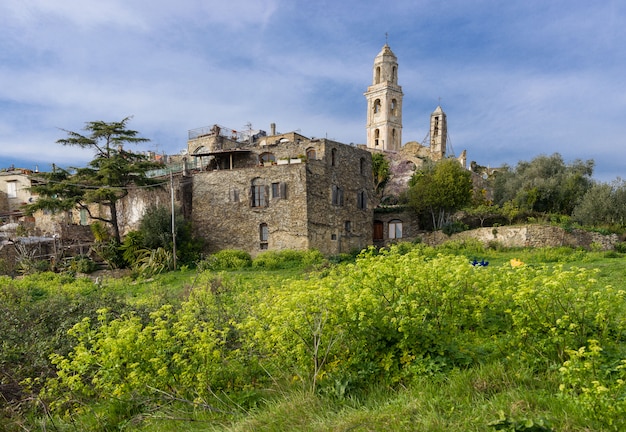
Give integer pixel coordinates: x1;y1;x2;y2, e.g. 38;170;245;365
2;243;626;431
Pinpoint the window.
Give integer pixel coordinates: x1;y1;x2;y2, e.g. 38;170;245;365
251;179;268;207
80;209;88;226
375;66;381;84
259;223;269;249
331;148;337;166
229;188;240;202
306;148;316;160
259;152;276;164
332;185;344;206
388;219;403;239
357;191;367;209
433;116;439;137
390;99;397;116
7;181;17;198
374;129;380;147
271;182;287;199
392;128;397;148
344;220;351;232
360;157;366;175
373;99;381;114
392;66;397;83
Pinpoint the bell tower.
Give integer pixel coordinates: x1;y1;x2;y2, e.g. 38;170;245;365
364;44;403;151
430;105;447;159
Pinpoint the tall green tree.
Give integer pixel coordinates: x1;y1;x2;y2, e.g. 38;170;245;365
407;158;473;230
26;117;160;244
572;179;626;226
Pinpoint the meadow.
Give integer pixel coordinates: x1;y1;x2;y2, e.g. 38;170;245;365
2;241;626;431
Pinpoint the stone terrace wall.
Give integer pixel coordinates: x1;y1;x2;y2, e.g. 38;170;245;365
420;225;619;250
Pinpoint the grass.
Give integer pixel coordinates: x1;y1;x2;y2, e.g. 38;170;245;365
128;362;592;431
7;244;626;432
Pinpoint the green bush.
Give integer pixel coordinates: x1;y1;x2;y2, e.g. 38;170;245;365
66;255;97;274
252;249;325;269
442;221;469;236
614;242;626;253
197;249;252;271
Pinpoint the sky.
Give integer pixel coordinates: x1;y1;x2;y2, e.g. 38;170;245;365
1;0;625;182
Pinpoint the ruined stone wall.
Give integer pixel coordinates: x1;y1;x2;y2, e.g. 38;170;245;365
192;164;310;256
115;180;173;236
420;225;619;250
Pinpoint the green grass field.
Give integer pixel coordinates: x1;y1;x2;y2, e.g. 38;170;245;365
2;243;625;431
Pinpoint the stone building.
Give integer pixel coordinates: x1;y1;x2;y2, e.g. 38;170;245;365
0;168;39;223
187;124;373;256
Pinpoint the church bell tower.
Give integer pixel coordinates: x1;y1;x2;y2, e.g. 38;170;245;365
364;44;403;151
429;105;447;159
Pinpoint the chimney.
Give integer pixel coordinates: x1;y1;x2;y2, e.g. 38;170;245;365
270;123;276;136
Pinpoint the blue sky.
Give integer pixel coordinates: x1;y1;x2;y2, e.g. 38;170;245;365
1;0;625;181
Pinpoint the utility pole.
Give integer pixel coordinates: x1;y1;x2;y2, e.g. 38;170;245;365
170;170;177;270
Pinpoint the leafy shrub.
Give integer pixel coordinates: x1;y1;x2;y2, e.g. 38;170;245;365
442;221;469;236
197;249;252;271
137;205;204;267
558;340;626;431
613;241;626;253
66;255;97;274
134;247;173;277
527;246;586;263
253;250;326;270
91;239;125;269
120;230;145;266
439;239;486;256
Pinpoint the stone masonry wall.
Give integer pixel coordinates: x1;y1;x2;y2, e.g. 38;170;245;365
420;225;619;250
192;163;310;256
305;140;373;255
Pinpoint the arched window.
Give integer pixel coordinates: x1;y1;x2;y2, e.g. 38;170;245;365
374;129;380;147
392;66;397;83
306;147;316;160
390;99;397;116
375;66;381;84
259;223;268;249
373;99;381;114
259;152;275;164
388;219;403;239
331;148;337;166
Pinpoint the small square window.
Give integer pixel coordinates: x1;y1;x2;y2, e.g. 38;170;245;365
331;234;337;240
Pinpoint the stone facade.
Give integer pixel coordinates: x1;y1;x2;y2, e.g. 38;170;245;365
0;168;38;222
188;128;373;256
372;207;421;248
